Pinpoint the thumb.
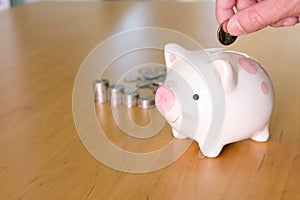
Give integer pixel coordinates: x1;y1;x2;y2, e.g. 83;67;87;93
227;0;293;36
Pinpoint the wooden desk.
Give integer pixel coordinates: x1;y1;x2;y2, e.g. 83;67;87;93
0;1;299;199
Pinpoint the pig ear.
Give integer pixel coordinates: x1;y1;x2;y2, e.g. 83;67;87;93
164;43;186;68
165;52;177;67
213;59;237;92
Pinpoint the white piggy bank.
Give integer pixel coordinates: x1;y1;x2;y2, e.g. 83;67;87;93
155;43;274;157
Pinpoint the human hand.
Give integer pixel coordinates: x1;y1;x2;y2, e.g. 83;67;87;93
216;0;300;36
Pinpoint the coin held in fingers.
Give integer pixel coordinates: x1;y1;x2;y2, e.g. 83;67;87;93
217;22;238;45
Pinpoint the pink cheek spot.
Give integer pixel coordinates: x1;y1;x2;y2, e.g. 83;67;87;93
169;53;176;64
261;81;269;95
239;57;258;75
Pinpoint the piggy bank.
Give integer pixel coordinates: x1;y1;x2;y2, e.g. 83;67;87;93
155;43;274;157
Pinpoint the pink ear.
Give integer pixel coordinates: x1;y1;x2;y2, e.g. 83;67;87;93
166;53;176;65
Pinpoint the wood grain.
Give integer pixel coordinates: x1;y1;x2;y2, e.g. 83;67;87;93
0;1;299;199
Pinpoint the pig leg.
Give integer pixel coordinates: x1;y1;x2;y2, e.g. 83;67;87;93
251;125;269;142
200;143;224;158
172;128;187;139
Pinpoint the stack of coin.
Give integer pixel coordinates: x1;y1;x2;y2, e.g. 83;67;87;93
94;67;166;109
138;95;155;109
93;79;109;103
108;84;125;106
122;91;139;107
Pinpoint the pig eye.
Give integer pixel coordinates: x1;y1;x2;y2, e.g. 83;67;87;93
193;94;199;101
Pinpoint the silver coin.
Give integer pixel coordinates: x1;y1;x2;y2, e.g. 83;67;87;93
136;81;152;88
138;68;152;75
154;66;167;74
108;84;125;106
217;22;237;46
93;79;109;103
108;84;125;93
136;81;159;92
122;91;139;107
95;91;108;103
124;75;140;83
152;76;165;85
138;95;155;109
143;71;165;80
93;79;109;92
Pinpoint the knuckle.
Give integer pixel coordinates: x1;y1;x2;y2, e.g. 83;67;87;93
247;8;268;30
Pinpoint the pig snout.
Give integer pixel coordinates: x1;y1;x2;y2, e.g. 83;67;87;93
155;85;175;113
155;85;181;123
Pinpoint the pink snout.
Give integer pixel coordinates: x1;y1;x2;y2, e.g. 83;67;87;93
155;85;181;123
155;85;175;114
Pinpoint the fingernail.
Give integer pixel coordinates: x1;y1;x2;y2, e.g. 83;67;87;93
227;19;246;36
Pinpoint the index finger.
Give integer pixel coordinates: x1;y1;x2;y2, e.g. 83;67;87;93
216;0;257;24
216;0;237;24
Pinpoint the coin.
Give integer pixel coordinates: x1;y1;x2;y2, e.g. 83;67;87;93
217;22;237;45
136;81;152;88
93;79;109;103
138;68;152;76
108;84;125;106
124;75;140;83
122;91;139;107
143;71;164;80
138;95;155;109
93;79;109;93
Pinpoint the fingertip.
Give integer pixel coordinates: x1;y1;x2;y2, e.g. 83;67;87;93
215;1;236;25
216;14;229;26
